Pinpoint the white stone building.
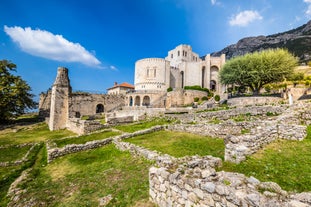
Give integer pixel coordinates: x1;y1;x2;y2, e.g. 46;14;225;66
127;44;226;108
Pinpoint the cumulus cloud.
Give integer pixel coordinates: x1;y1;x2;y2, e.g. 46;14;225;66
304;0;311;16
211;0;217;5
4;25;101;67
229;10;263;27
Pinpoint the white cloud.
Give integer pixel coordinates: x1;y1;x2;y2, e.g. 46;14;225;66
229;10;263;27
211;0;216;5
4;25;101;67
110;65;117;71
304;0;311;16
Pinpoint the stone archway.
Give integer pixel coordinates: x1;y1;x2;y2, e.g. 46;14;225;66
210;66;219;91
129;96;133;106
96;104;104;113
135;96;141;106
142;96;151;106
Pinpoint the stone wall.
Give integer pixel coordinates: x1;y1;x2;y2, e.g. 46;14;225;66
149;157;311;207
47;138;112;163
69;93;125;117
227;96;283;107
66;118;106;135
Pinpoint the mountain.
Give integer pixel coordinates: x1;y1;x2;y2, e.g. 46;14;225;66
212;20;311;63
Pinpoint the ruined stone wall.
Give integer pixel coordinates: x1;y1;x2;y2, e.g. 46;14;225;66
149;158;311;207
227;96;283;106
38;90;51;121
49;67;71;130
66;118;106;135
69;93;125;117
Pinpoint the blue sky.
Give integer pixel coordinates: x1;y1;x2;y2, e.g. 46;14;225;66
1;0;311;102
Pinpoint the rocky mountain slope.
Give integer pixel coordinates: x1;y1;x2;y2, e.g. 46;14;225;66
212;20;311;63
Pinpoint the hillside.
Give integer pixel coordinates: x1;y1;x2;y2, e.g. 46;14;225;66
212;20;311;63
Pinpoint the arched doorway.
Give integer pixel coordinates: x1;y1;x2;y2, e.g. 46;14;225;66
135;96;141;106
129;96;133;106
210;66;219;91
210;80;217;91
96;104;104;113
142;96;151;106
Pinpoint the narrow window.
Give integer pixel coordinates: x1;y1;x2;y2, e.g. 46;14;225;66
171;54;173;58
178;51;180;56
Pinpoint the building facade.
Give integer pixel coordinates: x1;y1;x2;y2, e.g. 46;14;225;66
127;44;226;108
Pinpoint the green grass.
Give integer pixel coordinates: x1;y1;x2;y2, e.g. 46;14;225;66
53;130;121;148
114;118;173;133
0;145;32;162
14;144;153;207
0;123;76;145
126;130;225;159
0;143;42;206
220;125;311;193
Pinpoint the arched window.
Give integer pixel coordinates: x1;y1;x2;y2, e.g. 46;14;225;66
142;96;151;106
129;96;133;106
135;96;141;106
181;71;184;88
96;104;104;113
202;66;206;88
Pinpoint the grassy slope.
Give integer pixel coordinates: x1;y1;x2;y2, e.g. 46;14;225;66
114;118;173;133
54;130;121;148
16;144;153;207
126;130;225;159
0;123;76;145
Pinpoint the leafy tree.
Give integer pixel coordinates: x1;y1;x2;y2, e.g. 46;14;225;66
219;49;297;94
0;60;37;123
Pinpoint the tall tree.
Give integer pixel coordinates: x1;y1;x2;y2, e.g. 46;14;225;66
219;49;298;94
0;60;37;123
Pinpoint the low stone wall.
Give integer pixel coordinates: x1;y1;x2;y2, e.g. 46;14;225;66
168;121;254;138
47;138;112;162
47;125;165;163
227;96;283;106
0;143;37;167
66;118;105;135
149;157;311;207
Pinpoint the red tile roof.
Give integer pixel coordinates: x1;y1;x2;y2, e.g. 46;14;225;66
107;82;134;90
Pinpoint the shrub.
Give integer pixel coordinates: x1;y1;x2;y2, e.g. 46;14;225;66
305;81;310;86
214;95;220;102
167;87;173;92
193;97;199;102
201;96;208;101
184;85;210;93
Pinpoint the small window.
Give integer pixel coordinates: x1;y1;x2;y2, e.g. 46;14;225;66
185;51;187;57
178;51;180;56
171;54;173;58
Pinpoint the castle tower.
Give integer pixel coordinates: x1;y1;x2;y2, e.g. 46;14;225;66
49;67;71;131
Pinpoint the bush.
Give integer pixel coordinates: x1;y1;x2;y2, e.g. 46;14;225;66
264;85;271;93
201;96;208;101
167;87;173;92
184;85;210;93
214;95;220;102
193;97;199;102
305;81;310;86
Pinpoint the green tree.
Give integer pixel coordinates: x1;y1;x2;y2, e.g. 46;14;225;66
0;60;37;123
219;49;297;95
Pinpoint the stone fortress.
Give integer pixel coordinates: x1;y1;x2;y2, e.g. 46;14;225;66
126;44;226;108
39;44;226;131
